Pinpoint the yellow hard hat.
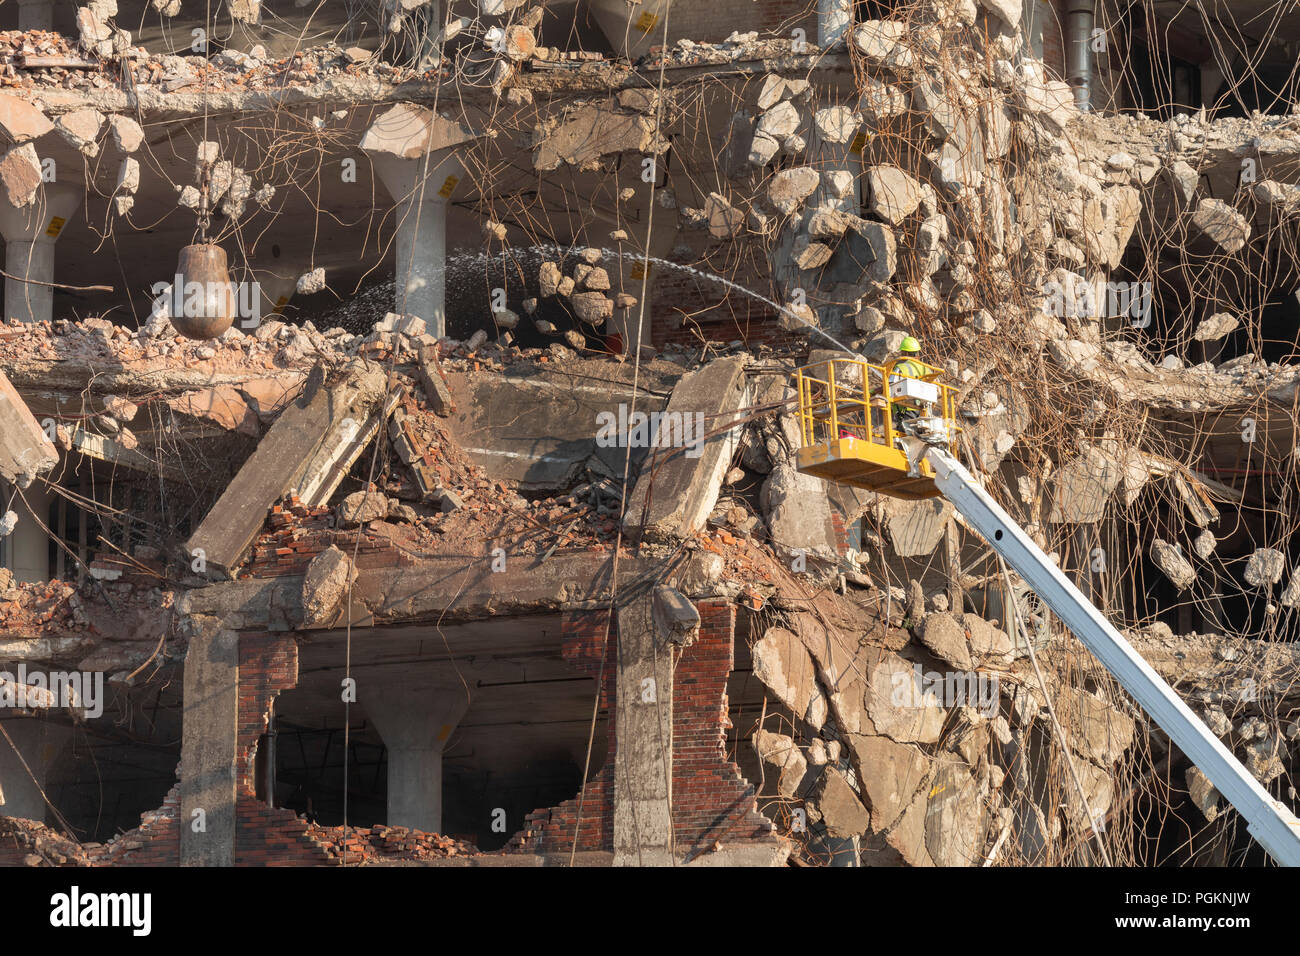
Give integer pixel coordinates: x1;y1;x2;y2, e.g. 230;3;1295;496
900;336;921;353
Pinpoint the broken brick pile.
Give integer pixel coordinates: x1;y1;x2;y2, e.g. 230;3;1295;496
307;824;478;864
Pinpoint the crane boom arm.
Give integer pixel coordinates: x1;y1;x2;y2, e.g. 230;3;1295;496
923;445;1300;866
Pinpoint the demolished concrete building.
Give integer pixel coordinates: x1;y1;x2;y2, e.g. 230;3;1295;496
0;0;1299;868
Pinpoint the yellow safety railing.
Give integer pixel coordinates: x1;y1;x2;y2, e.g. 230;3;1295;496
793;356;961;454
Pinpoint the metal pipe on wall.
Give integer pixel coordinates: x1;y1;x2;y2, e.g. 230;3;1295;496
1065;0;1095;112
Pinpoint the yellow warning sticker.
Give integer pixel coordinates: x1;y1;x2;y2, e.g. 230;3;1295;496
272;296;290;315
438;174;460;199
45;216;66;238
630;263;647;280
635;11;660;34
850;131;869;154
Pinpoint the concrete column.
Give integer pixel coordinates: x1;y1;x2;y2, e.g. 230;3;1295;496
5;482;51;584
179;617;238;867
613;594;674;866
0;719;70;822
370;151;466;340
0;183;82;325
587;0;673;59
16;0;53;31
364;678;469;834
817;0;852;47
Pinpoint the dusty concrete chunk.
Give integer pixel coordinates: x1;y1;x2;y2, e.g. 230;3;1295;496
0;143;42;207
1244;547;1285;588
55;108;105;156
0;94;55;144
416;348;454;416
1192;198;1250;253
337;489;389;527
1054;684;1135;766
1192;312;1238;341
977;0;1020;27
301;545;357;627
756;101;801;139
919;612;972;670
752;625;827;729
535;105;666;172
1151;539;1195;590
705;191;745;238
361;102;482;160
1185;765;1220;821
865;165;923;224
813;105;860;145
754;730;806;798
851;20;912;69
814;768;870;838
0;369;59;487
108;114;144;152
570;291;613;324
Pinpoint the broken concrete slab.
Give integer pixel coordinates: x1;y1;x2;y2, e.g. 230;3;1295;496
761;462;838;559
359;102;483;160
185;364;389;578
0;368;58;487
0;94;55;144
848;732;930;830
1046;444;1121;524
879;496;952;557
814;767;870;838
754;730;806;798
863;649;946;743
624;356;748;542
534;104;668;172
752;626;826;729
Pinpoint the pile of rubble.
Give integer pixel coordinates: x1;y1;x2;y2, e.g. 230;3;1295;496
308;823;478;864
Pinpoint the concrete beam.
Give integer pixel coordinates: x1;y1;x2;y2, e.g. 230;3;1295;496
181;553;669;631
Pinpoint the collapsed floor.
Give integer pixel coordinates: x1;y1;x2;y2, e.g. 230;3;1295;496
0;0;1299;866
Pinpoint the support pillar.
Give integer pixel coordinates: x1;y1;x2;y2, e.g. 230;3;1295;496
16;0;53;32
3;481;52;584
0;719;70;822
179;617;238;867
364;677;468;834
369;151;466;341
817;0;851;47
587;0;673;59
613;594;674;866
0;183;82;325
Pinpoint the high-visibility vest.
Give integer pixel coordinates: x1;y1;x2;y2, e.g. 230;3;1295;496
890;357;932;415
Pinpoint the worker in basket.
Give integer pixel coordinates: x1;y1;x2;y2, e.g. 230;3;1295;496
889;336;936;434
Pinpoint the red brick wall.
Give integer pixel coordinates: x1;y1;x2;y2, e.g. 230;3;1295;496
660;0;816;46
649;253;803;351
510;601;775;857
234;633;334;865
